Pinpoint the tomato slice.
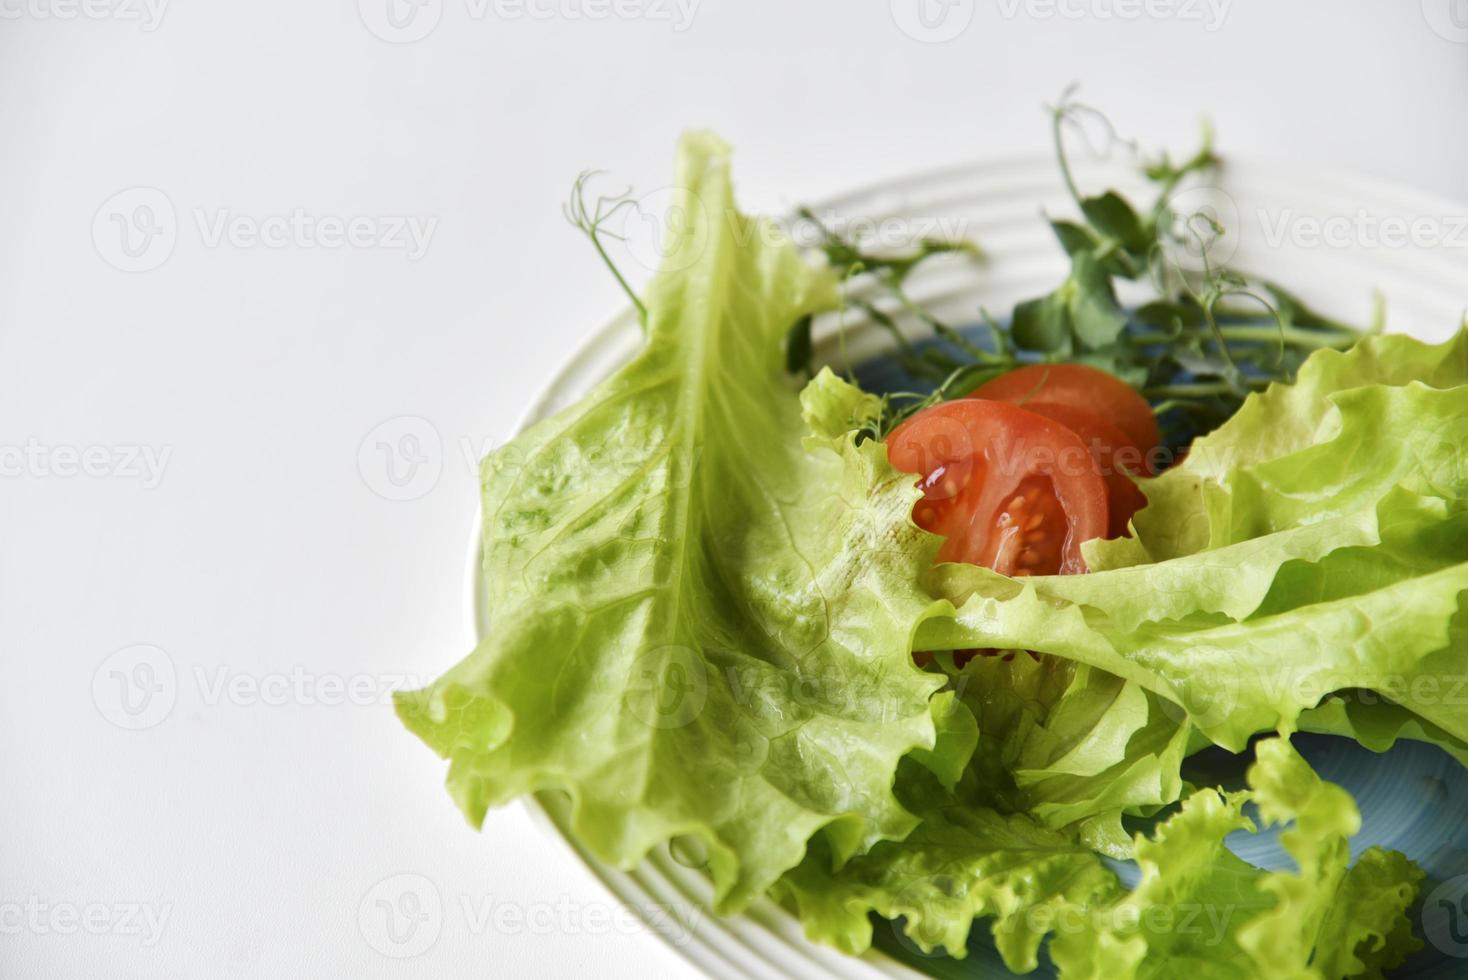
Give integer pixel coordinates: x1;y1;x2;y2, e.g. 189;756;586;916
968;363;1160;471
1002;401;1148;539
886;400;1108;575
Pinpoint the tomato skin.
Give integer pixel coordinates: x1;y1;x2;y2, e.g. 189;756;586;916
969;364;1160;472
886;400;1108;576
1004;401;1148;539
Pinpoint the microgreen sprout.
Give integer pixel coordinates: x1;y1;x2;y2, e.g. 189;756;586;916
564;170;648;330
797;88;1367;446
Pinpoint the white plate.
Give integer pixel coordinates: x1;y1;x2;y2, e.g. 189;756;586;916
463;156;1468;979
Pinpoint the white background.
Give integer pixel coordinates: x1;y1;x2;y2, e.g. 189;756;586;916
3;1;1467;977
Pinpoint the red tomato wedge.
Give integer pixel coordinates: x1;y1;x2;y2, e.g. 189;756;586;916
969;363;1161;472
1001;401;1148;539
886;400;1108;576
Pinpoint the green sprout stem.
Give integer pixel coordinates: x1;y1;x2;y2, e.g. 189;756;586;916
1127;324;1355;350
564;171;648;330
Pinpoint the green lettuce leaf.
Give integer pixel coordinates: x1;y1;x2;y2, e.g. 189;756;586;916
917;552;1468;751
1089;329;1468;568
947;653;1192;848
774;654;1196;969
918;330;1468;752
774;759;1124;971
782;737;1421;978
1232;740;1423;979
910;689;981;790
1298;693;1468;769
396;133;957;911
1050;784;1265;978
1253;496;1468;751
1050;737;1423;980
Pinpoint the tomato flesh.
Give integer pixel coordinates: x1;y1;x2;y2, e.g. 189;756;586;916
887;400;1108;576
1002;401;1149;539
969;363;1160;472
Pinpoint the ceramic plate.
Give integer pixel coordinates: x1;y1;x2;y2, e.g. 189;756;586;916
466;156;1468;978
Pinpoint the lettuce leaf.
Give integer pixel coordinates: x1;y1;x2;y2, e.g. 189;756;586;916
1050;738;1422;980
919;491;1468;751
892;333;1461;973
1235;739;1423;979
783;737;1421;978
396;134;957;910
917;331;1468;752
946;653;1192;848
1090;329;1468;567
1298;692;1468;768
775;759;1125;971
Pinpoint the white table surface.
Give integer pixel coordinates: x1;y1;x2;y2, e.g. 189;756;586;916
3;2;1467;977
